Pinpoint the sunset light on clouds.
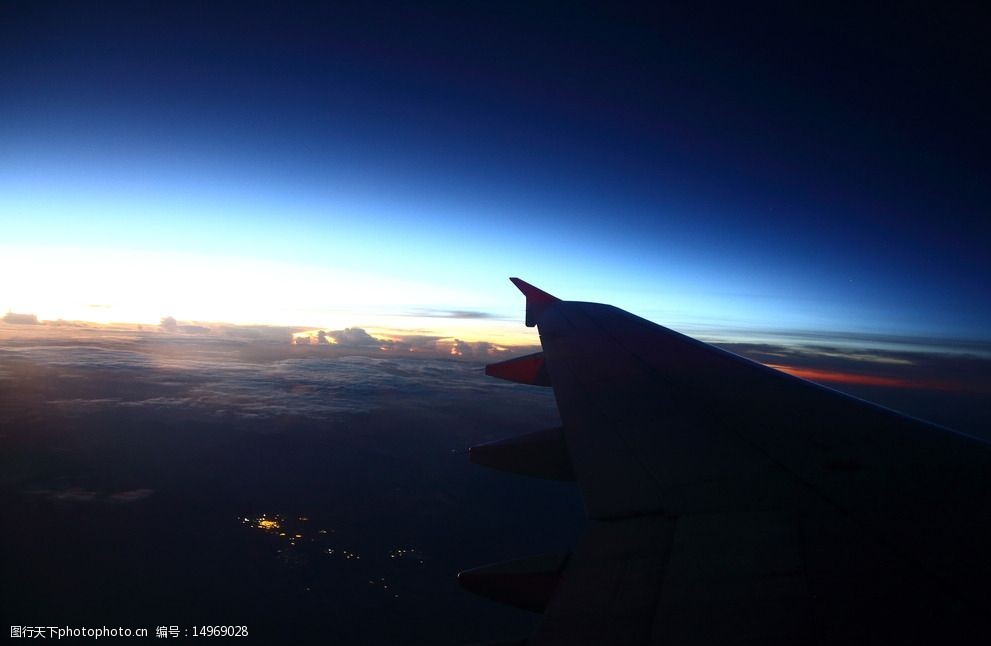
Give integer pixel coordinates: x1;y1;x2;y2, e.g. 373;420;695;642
0;245;537;344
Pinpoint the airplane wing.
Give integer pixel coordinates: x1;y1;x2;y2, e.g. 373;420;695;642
460;278;991;645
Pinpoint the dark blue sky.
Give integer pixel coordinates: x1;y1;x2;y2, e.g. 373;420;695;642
2;1;989;339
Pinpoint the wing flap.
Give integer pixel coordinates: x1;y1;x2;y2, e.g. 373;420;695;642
459;552;570;613
469;427;575;481
486;351;552;386
529;516;674;646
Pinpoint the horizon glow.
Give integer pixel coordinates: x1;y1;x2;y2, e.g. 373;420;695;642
3;4;989;353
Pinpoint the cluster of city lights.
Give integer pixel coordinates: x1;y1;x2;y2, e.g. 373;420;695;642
242;514;424;564
240;512;426;600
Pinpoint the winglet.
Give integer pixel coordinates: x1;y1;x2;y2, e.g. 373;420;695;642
509;277;560;327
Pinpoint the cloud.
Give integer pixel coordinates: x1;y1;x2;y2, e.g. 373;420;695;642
292;328;522;360
408;309;499;320
294;327;410;350
699;327;991;358
108;488;155;503
4;325;988;437
160;316;211;334
213;324;298;343
29;487;155;503
372;333;446;354
8;319;988;426
450;339;510;359
763;364;916;389
39;488;98;502
44;319;94;328
328;327;381;347
3;312;39;325
6;331;536;422
717;341;991;394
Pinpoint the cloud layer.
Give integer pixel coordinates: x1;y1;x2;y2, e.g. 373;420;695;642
2;312;39;325
2;324;988;433
0;332;540;423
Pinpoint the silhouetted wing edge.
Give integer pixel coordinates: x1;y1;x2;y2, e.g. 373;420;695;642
468;280;991;645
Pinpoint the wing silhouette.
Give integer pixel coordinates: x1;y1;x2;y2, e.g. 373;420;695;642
460;278;991;645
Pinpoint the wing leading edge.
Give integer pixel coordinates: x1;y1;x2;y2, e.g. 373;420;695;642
462;278;991;645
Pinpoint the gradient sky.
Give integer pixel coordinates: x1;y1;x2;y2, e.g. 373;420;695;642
2;2;989;344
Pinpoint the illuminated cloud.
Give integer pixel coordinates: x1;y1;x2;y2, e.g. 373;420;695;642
764;364;915;389
408;309;500;320
213;324;297;343
296;329;518;358
296;327;450;352
381;334;447;354
295;327;386;347
719;342;991;394
44;319;93;328
3;312;39;325
160;316;210;334
328;327;380;347
450;339;508;359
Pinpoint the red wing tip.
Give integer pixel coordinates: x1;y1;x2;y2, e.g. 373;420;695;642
509;277;560;302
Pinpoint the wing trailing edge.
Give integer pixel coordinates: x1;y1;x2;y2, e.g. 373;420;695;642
469;427;574;481
485;351;552;386
458;552;570;613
